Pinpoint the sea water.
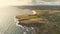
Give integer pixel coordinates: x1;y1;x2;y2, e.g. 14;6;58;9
0;7;33;34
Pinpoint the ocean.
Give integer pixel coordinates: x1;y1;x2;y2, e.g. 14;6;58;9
0;7;33;34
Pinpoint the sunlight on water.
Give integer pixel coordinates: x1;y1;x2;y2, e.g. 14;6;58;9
0;7;32;34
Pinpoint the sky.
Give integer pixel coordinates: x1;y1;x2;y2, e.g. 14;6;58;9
0;0;60;7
